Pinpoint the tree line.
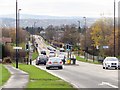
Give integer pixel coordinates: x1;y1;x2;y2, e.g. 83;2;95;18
42;18;119;57
23;17;119;58
1;28;29;60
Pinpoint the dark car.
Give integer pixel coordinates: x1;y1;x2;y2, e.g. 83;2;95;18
36;55;48;65
118;60;120;70
41;50;46;55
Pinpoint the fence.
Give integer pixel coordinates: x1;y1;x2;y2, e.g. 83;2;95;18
74;51;104;63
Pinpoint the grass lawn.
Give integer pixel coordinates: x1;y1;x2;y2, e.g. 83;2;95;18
0;64;11;86
76;56;101;64
32;51;39;60
18;64;74;88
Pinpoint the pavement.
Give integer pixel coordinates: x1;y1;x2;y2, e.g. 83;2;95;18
1;65;29;90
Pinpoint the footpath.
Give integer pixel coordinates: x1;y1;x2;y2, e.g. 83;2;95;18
1;65;29;90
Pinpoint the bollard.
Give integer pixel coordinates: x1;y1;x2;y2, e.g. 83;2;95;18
26;58;29;65
30;59;32;65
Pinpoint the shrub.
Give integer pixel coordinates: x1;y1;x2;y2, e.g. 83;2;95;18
3;57;12;64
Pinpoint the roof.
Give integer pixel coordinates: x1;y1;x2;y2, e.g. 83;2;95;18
0;37;12;44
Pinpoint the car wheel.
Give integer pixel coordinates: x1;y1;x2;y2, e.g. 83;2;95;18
105;67;108;69
44;63;46;65
115;67;117;70
46;67;50;69
59;66;63;69
36;63;39;65
103;67;105;69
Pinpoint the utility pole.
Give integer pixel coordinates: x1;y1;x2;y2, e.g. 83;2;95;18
78;21;81;55
78;21;81;33
16;0;18;68
18;9;21;46
83;17;87;60
118;1;120;56
113;0;116;57
34;22;37;35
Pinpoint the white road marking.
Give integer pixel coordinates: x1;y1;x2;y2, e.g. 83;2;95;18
99;82;118;88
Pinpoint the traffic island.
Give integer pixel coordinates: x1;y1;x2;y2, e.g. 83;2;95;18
64;58;78;65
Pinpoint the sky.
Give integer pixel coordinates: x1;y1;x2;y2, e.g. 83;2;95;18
0;0;120;17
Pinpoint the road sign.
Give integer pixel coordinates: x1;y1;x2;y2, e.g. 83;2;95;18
13;47;22;50
103;46;109;49
66;49;70;51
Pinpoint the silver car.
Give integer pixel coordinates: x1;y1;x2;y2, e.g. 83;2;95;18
103;57;119;69
46;57;63;69
49;51;55;57
36;54;48;65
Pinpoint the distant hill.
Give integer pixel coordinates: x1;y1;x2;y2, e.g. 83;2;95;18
0;14;98;28
0;14;84;19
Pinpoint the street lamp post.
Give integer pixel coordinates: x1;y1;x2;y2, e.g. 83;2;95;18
15;0;21;68
78;21;81;33
83;17;87;60
34;22;37;35
18;9;21;45
78;21;81;55
32;22;37;44
16;0;18;68
113;0;116;57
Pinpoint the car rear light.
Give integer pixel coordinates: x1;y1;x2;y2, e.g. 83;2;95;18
60;61;62;64
48;62;52;64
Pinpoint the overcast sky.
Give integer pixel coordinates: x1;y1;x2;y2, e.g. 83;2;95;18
0;0;120;17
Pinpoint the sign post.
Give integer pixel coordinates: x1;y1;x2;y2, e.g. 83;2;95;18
103;46;109;49
13;47;22;50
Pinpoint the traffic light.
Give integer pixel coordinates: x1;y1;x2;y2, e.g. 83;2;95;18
26;44;29;50
66;44;72;50
66;44;69;49
36;43;38;47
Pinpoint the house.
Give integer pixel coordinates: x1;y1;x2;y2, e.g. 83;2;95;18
0;37;12;44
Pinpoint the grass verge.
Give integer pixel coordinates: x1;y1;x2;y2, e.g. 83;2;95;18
0;64;11;86
76;56;101;64
17;64;74;88
32;51;39;60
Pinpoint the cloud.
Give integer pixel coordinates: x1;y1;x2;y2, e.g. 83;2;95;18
0;0;119;17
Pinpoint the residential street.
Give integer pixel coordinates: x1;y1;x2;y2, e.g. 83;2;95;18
1;0;120;89
34;35;118;88
33;61;118;88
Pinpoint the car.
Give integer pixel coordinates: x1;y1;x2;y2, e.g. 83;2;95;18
103;57;119;69
41;50;47;55
58;54;66;64
36;54;48;65
47;46;56;51
49;51;56;57
46;57;63;69
60;48;65;52
118;60;120;70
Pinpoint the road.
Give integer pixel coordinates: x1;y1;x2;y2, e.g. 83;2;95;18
33;35;118;89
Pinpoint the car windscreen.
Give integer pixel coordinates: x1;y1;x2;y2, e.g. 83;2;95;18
39;57;47;61
49;58;60;62
41;51;46;55
59;55;64;58
50;52;54;53
60;50;65;52
106;58;118;61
